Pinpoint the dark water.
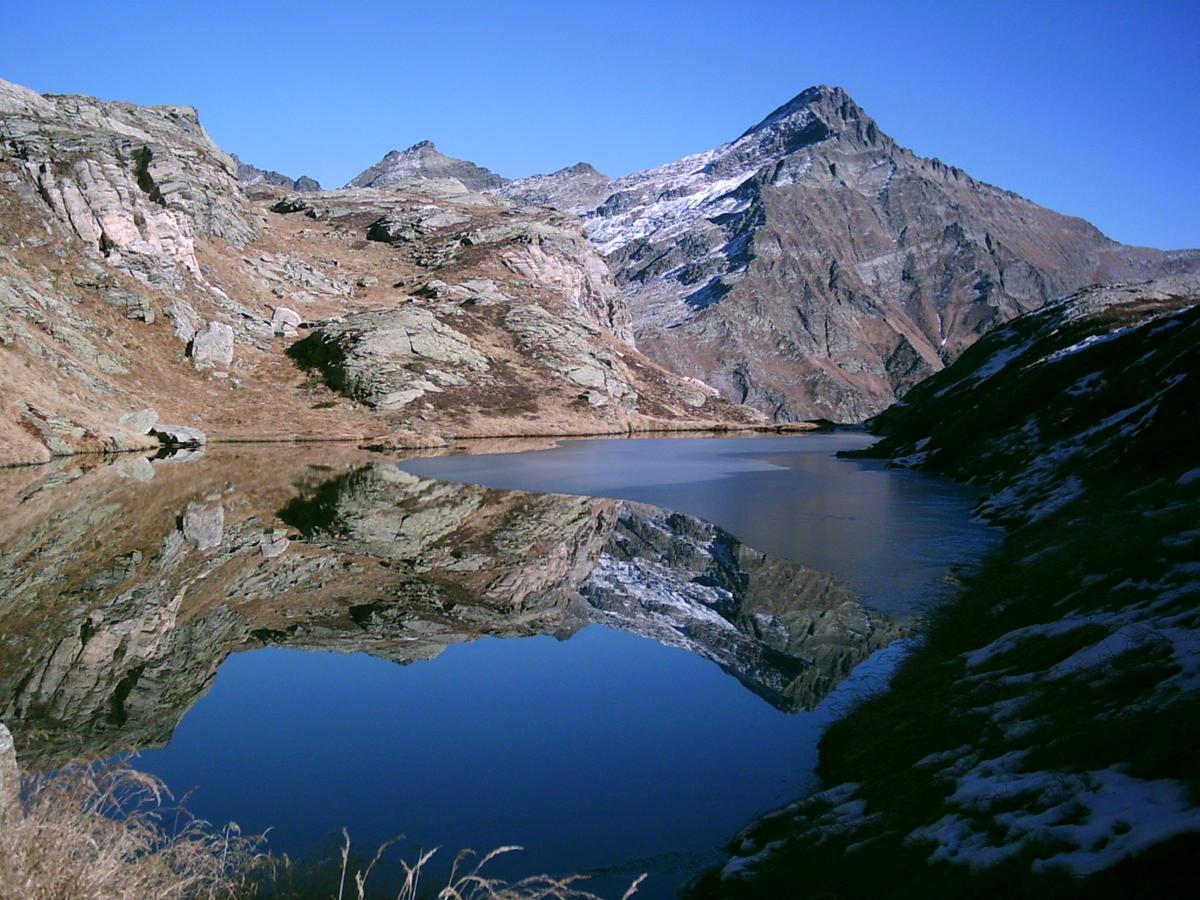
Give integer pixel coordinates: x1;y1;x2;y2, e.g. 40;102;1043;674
0;435;995;897
400;433;991;614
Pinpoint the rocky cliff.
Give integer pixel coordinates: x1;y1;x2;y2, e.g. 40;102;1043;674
575;86;1200;423
0;78;762;466
0;446;904;767
699;276;1200;896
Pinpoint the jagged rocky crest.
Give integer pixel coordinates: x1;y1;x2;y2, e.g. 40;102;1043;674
231;154;320;193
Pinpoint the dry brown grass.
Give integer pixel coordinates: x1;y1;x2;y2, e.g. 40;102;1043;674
0;759;268;900
331;830;645;900
0;758;644;900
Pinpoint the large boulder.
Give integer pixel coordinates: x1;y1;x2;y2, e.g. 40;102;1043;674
190;321;234;368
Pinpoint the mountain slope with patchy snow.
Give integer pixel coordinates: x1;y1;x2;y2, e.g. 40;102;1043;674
695;275;1200;897
585;86;1200;423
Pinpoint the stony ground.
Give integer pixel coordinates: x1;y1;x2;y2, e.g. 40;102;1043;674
0;78;765;467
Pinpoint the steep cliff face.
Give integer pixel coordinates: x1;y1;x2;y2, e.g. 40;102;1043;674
0;78;762;465
701;276;1200;896
582;87;1200;422
0;447;903;767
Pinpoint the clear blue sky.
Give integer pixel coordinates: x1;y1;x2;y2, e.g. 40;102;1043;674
3;1;1197;248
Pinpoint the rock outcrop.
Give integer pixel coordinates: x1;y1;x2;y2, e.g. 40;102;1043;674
497;162;614;215
581;86;1200;422
0;78;761;465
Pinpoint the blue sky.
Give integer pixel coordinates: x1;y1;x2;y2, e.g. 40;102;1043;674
3;1;1197;249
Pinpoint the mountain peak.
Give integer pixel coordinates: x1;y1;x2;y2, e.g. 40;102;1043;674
348;141;508;191
740;84;884;150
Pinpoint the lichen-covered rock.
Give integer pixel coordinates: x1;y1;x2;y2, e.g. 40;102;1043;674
190;321;234;368
291;308;488;409
0;78;257;288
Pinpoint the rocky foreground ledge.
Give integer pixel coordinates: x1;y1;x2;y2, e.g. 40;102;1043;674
695;277;1200;897
0;78;764;466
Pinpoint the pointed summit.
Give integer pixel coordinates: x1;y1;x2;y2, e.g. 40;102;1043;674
348;141;508;191
740;84;887;151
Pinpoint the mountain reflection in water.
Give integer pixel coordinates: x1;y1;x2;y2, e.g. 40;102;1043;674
0;444;905;766
0;437;990;895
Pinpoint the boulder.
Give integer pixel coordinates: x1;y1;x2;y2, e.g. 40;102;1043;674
149;423;207;447
271;306;302;334
191;321;234;368
117;408;158;435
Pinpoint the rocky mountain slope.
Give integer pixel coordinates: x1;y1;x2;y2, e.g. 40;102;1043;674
497;162;614;215
574;86;1200;422
0;77;762;466
0;446;903;766
699;276;1200;896
231;154;320;193
348;140;509;192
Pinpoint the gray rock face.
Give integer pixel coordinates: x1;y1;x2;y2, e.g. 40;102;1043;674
583;85;1200;422
231;153;321;193
190;320;234;368
293;307;489;409
496;162;614;214
0;78;258;288
348;140;509;192
117;408;158;435
0;723;18;825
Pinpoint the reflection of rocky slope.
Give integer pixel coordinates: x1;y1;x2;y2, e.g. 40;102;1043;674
0;77;761;465
701;277;1200;896
578;87;1200;423
0;448;901;768
584;504;901;711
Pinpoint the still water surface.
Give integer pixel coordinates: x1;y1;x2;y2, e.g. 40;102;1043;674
1;434;995;896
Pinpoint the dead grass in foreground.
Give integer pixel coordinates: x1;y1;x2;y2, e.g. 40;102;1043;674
0;759;267;900
0;754;644;900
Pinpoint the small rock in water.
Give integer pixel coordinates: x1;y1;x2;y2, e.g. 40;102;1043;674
150;423;207;447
